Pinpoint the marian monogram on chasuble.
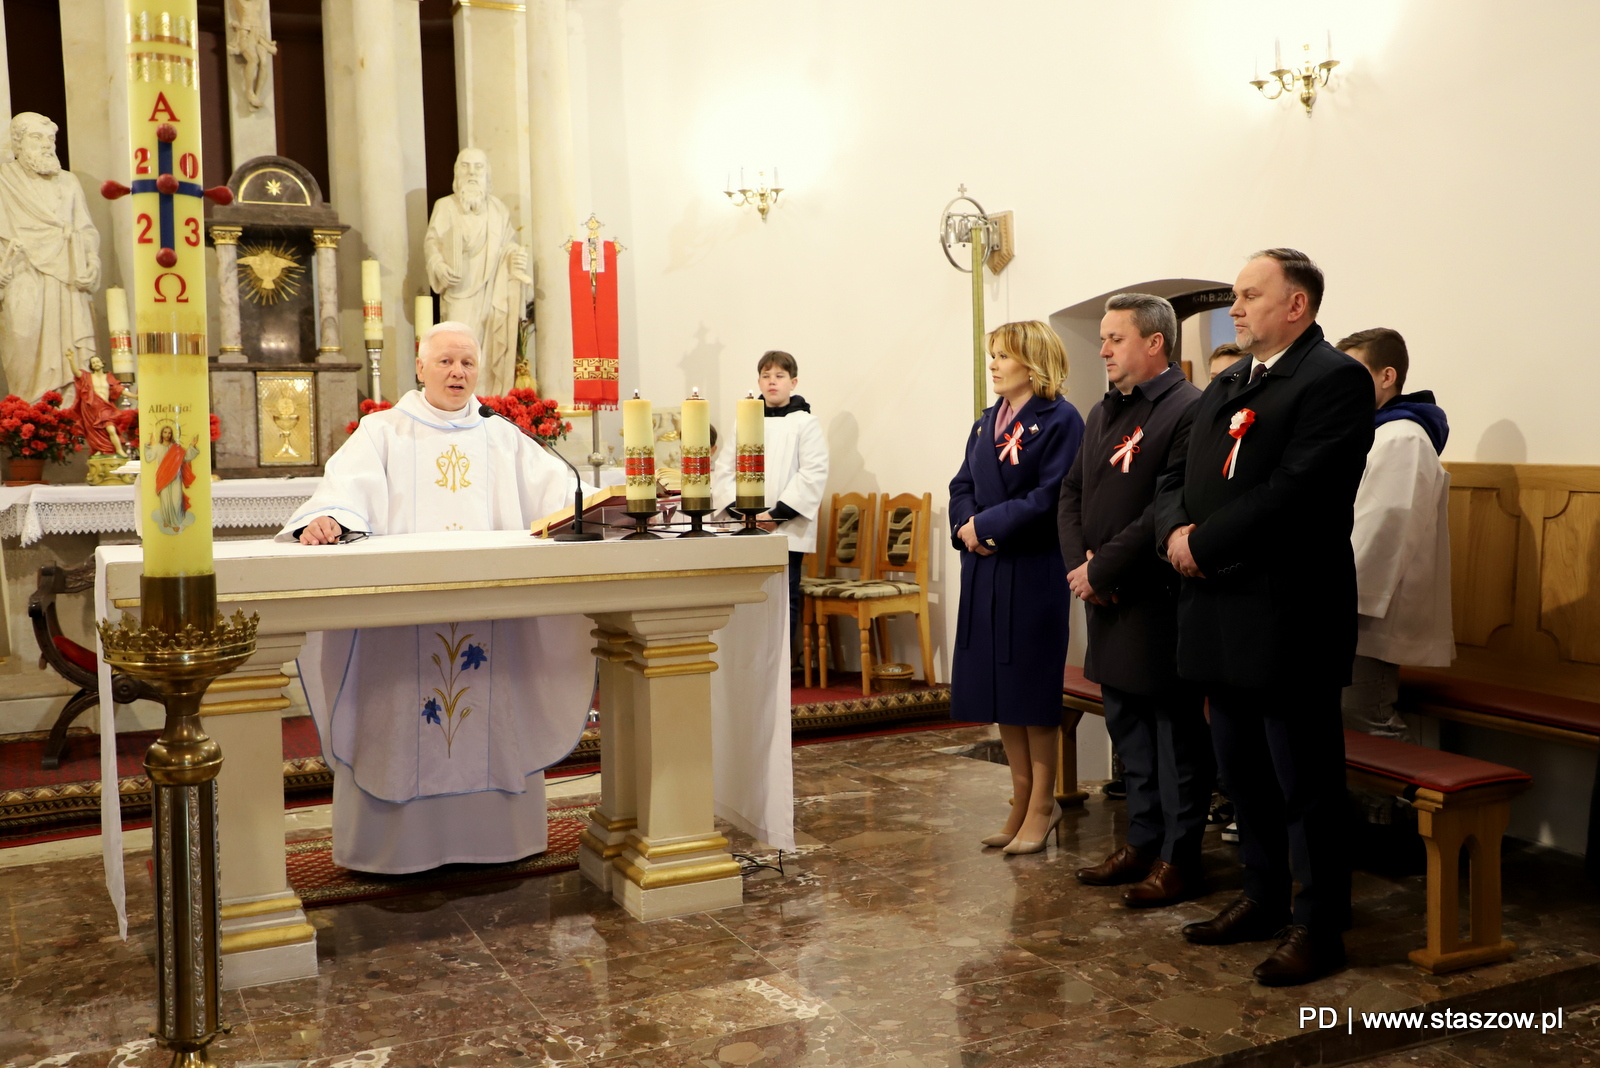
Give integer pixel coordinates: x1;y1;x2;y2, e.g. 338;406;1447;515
436;443;472;492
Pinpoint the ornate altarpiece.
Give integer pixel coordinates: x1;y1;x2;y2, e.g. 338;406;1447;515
207;156;357;476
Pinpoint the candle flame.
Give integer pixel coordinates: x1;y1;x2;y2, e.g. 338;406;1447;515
633;389;641;399
747;390;756;398
691;387;700;398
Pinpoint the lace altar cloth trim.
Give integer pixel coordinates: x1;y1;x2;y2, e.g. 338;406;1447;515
0;478;321;545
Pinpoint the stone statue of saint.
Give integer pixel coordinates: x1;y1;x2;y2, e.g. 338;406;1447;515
226;0;278;109
423;148;530;397
0;113;100;402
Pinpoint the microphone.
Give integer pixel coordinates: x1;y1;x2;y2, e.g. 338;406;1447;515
479;403;602;542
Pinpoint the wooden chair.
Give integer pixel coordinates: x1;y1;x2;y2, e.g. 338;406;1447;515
29;565;158;769
799;492;876;687
809;492;935;695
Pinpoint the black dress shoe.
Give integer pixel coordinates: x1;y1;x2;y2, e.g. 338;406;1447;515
1253;925;1347;986
1181;894;1291;945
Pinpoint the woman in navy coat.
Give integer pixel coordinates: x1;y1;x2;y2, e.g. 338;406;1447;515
950;320;1084;854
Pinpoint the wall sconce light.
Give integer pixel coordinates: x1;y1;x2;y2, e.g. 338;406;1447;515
725;168;783;222
1250;34;1339;114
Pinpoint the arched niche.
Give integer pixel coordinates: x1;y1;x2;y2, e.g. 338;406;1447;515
1049;279;1233;416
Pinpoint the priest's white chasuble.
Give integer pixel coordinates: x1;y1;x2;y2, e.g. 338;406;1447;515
280;390;593;873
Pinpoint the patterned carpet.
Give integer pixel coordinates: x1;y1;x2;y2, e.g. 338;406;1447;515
287;802;588;907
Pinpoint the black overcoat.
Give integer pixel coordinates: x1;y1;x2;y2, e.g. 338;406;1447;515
1152;323;1374;689
1058;365;1202;695
949;394;1085;726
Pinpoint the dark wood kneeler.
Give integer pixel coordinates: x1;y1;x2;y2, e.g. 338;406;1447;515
29;565;157;769
1343;729;1533;974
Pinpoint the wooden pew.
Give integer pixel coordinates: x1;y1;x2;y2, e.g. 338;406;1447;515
1057;668;1534;974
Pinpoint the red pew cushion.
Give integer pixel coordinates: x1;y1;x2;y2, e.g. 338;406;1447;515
1399;669;1600;738
1343;729;1531;794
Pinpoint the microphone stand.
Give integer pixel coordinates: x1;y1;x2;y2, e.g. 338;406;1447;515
479;403;602;542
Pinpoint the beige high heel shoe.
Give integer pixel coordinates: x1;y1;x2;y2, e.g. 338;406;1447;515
980;831;1016;848
1002;801;1064;855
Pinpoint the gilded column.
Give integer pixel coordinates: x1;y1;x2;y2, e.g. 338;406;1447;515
210;224;243;362
578;626;638;893
312;228;343;363
586;607;744;921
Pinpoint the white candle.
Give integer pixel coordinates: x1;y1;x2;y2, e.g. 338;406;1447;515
735;391;765;508
105;287;129;332
680;389;710;504
415;295;432;332
1274;38;1281;69
622;390;656;505
362;259;382;342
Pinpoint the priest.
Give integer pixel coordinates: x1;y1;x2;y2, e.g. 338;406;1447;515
279;322;594;873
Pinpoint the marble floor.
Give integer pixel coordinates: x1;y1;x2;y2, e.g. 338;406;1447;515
2;724;1597;1068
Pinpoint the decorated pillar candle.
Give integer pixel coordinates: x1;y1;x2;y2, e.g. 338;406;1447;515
680;388;710;508
361;259;383;341
414;295;432;356
125;1;213;579
735;392;765;511
105;287;134;375
622;390;656;509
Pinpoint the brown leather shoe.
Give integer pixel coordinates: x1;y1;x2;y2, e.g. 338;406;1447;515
1121;860;1204;908
1252;925;1347;986
1074;844;1155;886
1181;894;1291;945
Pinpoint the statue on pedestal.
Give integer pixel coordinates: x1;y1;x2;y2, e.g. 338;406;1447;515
0;113;101;401
424;148;530;397
72;354;137;484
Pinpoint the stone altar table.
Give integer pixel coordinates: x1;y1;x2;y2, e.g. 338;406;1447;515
96;531;790;987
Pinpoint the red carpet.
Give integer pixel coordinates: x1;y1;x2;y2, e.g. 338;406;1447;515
287;803;589;907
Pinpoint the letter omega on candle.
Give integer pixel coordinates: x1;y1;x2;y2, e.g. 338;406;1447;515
127;0;213;578
622;394;656;504
735;395;765;511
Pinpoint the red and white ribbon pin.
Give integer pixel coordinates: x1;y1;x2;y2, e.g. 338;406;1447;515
1223;408;1256;479
998;422;1025;465
1109;426;1143;473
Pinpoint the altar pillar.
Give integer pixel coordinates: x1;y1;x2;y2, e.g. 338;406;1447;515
578;625;637;892
526;0;578;402
211;225;245;364
311;229;344;364
454;1;532;235
324;0;428;399
204;630;317;989
224;0;279;163
585;607;744;921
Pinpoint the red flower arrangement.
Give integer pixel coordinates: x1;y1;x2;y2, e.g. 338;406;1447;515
478;389;572;446
344;398;394;436
111;410;222;449
0;392;86;464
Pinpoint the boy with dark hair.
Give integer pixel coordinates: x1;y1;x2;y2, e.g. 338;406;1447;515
712;350;830;647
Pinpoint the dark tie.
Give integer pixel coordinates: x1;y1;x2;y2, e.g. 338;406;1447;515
1249;362;1268;385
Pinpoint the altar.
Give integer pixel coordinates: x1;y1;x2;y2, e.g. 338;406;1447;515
96;531;791;988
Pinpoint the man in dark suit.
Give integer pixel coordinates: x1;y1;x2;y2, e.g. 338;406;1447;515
1060;293;1213;908
1155;249;1374;986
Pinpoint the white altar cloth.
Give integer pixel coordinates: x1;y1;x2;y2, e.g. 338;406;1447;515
3;476;321;544
93;530;793;934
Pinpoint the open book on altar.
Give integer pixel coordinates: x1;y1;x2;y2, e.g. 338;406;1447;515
531;486;631;538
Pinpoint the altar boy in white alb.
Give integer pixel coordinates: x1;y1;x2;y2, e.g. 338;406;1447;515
711;350;829;642
279;322;593;873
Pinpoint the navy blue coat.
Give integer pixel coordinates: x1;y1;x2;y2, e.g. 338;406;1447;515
949;394;1085;726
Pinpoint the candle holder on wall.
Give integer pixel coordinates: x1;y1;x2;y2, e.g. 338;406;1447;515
725;168;783;222
1250;36;1339;114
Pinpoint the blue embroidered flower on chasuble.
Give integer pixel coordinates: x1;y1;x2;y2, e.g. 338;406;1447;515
462;643;488;670
422;696;442;725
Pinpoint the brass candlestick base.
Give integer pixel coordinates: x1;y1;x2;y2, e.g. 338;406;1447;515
677;499;715;538
98;576;258;1068
622;505;662;540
